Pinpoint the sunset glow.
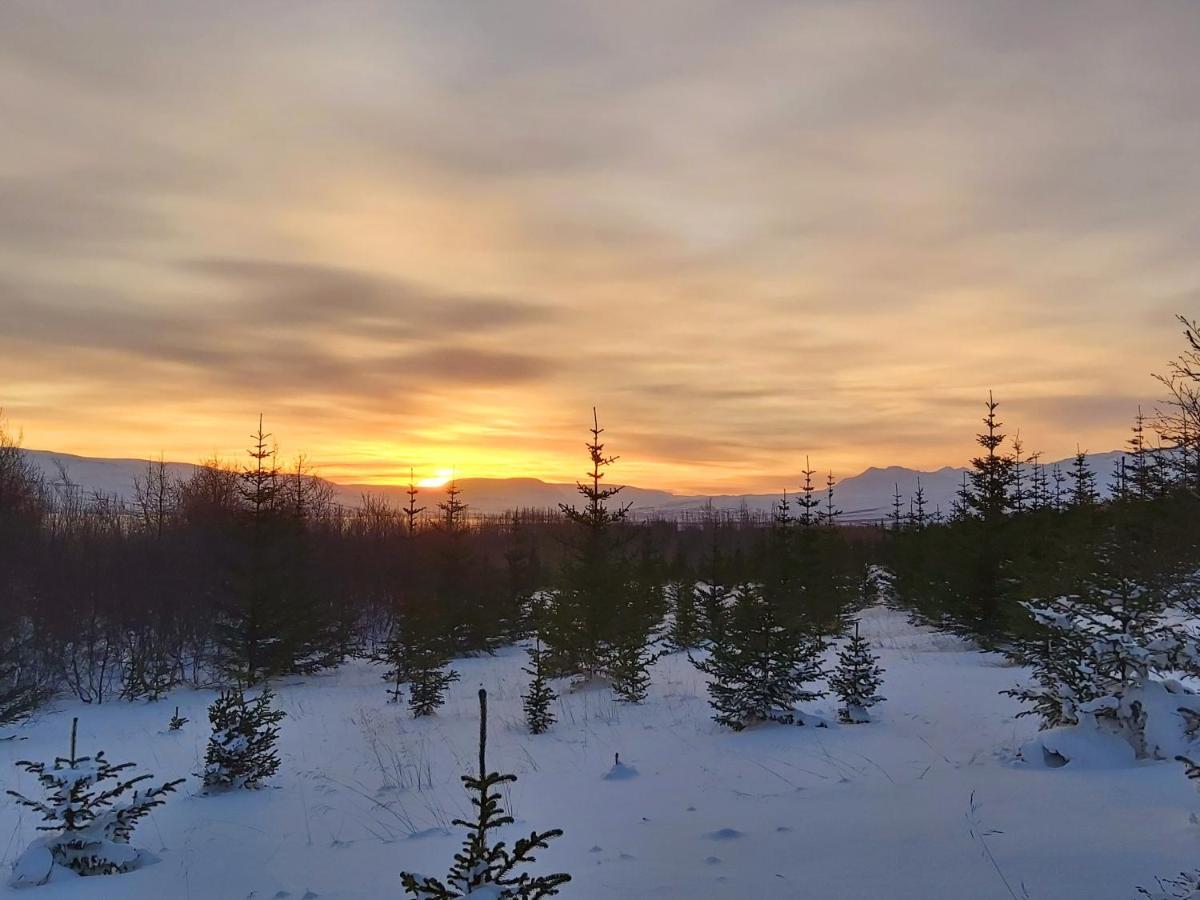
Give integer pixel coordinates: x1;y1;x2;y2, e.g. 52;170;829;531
1;3;1195;492
417;470;455;489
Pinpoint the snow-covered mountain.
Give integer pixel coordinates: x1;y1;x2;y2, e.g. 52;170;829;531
23;448;1126;522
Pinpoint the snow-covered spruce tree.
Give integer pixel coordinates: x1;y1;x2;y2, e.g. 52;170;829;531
692;583;825;731
401;689;571;899
201;686;285;789
1005;533;1200;760
6;718;183;881
522;638;556;735
167;707;188;731
828;621;885;724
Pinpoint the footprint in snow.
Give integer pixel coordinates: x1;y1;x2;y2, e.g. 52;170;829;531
704;828;745;841
705;856;722;865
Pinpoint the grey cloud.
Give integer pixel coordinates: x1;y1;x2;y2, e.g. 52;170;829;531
180;258;554;335
1;0;1195;478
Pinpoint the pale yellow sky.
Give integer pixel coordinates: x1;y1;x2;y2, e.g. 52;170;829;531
1;2;1196;492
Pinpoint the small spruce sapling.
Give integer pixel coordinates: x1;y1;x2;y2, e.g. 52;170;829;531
168;706;188;731
401;689;571;899
607;632;658;704
407;648;461;718
692;584;826;730
522;638;557;735
828;621;886;724
6;717;183;881
201;687;285;789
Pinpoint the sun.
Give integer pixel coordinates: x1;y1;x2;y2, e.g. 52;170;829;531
417;468;455;488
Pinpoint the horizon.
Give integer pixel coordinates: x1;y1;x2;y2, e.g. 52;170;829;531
2;2;1195;493
19;436;1125;497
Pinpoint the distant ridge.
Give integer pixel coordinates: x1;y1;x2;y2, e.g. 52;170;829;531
24;448;1126;523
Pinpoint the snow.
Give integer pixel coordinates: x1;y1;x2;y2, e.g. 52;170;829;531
1;607;1197;898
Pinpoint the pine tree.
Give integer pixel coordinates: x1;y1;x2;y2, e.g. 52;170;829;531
216;417;335;682
823;471;842;527
1111;455;1130;503
692;584;825;730
1068;446;1099;506
440;478;467;530
607;635;656;704
406;643;461;718
372;597;460;714
951;471;974;522
967;392;1015;522
401;689;571;899
910;477;928;530
405;467;425;537
667;581;703;651
1028;451;1049;511
6;718;183;880
544;409;640;685
1128;408;1153;501
1010;434;1026;513
606;534;666;704
522;638;557;735
435;477;489;655
828;621;886;724
167;707;188;731
695;502;731;646
201;687;285;789
796;458;821;528
1052;464;1067;512
889;483;904;531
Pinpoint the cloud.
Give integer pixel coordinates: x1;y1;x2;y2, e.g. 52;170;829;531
0;1;1196;490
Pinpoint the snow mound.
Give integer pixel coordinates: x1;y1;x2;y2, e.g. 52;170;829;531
603;756;639;781
1019;725;1137;770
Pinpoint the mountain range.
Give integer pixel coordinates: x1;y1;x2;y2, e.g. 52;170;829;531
23;448;1126;523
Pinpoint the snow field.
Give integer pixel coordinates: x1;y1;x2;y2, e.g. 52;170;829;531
1;608;1195;899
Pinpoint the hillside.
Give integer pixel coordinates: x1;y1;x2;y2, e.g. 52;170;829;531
24;448;1126;521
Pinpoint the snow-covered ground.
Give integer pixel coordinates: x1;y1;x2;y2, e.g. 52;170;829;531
2;608;1196;899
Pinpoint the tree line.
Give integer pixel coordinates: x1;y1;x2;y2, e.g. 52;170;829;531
1;316;1199;735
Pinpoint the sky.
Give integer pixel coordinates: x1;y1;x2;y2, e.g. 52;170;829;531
1;1;1198;493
